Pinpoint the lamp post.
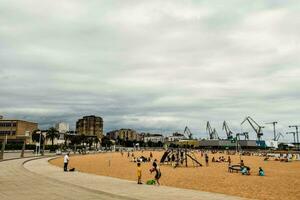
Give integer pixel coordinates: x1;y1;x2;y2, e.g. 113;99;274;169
20;131;29;158
0;134;6;160
35;131;42;156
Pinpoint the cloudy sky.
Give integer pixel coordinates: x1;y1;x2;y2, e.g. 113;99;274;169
0;0;299;141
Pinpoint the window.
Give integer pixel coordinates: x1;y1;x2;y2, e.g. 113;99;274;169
0;122;16;127
0;131;11;135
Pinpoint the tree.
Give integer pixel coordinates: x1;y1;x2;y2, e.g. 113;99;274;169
101;136;112;148
69;134;84;145
46;127;59;146
31;129;45;145
64;132;70;146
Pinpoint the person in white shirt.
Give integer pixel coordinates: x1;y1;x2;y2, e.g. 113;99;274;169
64;152;70;172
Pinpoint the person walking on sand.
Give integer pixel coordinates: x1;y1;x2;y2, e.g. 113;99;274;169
205;153;209;166
137;162;142;184
64;152;70;172
228;156;231;166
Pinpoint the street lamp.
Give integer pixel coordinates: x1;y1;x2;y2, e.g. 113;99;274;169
35;131;42;156
0;134;6;160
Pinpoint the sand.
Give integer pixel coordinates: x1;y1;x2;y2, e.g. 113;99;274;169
50;151;300;200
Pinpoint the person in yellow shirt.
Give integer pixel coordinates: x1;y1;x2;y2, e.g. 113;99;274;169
137;162;142;184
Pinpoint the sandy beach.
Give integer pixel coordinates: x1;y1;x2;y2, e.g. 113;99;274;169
50;151;300;200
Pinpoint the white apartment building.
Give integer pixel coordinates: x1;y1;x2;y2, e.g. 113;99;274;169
55;122;69;133
144;134;165;143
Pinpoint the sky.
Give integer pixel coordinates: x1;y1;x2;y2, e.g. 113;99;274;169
0;0;299;141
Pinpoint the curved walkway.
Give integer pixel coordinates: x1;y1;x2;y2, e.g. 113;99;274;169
0;157;248;200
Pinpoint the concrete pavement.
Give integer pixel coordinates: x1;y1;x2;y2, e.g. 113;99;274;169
0;158;134;200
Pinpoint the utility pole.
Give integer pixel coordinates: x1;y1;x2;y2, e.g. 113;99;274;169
289;125;299;150
266;122;277;141
0;138;5;160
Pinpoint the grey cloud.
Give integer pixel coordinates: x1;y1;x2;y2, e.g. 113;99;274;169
1;0;299;142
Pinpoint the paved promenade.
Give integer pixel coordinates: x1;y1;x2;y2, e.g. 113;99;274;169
0;157;248;200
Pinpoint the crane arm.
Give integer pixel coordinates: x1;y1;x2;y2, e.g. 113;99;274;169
241;117;259;134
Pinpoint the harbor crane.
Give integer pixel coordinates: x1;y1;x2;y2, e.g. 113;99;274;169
289;125;299;145
274;132;284;141
222;121;233;140
266;121;278;141
241;116;264;141
206;121;219;140
236;132;249;140
288;125;299;150
286;132;296;143
183;126;193;140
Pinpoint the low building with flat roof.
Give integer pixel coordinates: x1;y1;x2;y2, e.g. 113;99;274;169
107;129;142;141
0;118;38;144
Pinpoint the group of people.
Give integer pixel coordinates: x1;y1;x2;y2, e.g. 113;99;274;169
137;155;161;185
212;156;231;164
239;160;264;176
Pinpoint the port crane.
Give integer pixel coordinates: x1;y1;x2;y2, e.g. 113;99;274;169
183;126;193;140
206;121;219;140
222;121;233;140
286;132;296;143
241;116;264;140
265;121;281;141
236;132;249;140
274;132;284;141
288;125;299;150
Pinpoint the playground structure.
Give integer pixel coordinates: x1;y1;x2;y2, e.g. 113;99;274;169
160;148;202;168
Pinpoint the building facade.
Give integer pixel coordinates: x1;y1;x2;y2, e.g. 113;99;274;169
0;119;38;144
55;122;69;133
107;129;142;141
76;115;103;138
167;132;186;142
143;134;165;143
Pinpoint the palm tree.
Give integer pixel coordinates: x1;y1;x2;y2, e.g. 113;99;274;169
46;127;59;146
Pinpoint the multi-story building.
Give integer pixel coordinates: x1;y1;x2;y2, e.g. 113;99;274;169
107;129;142;141
55;122;70;143
55;122;69;133
143;134;165;143
0;118;38;144
76;115;103;138
166;132;186;142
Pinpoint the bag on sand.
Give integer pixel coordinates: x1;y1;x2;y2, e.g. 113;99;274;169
146;179;156;185
69;168;75;172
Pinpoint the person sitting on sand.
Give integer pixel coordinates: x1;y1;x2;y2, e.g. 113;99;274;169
264;156;269;161
137;162;142;184
241;166;250;175
258;167;264;176
212;157;215;162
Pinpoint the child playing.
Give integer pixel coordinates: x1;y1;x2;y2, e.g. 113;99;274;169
137;162;142;184
258;167;265;176
150;164;161;185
